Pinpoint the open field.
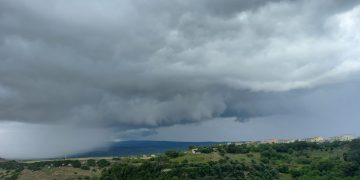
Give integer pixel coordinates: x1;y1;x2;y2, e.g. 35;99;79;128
19;167;99;180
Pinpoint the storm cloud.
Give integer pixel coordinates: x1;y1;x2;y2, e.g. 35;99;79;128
1;0;360;158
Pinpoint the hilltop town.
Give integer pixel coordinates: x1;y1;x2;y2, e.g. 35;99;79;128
187;134;358;155
226;134;357;146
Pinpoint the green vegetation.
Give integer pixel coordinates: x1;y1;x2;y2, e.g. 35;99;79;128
100;156;278;179
0;158;106;179
165;150;181;158
87;159;97;166
1;139;360;179
97;159;110;168
100;139;360;179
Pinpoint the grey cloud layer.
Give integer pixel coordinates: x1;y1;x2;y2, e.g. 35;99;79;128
1;0;360;128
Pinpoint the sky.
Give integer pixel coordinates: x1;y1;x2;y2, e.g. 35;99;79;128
0;0;360;159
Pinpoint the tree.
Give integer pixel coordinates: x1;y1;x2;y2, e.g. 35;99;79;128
345;139;360;164
87;159;96;167
278;165;289;173
97;159;110;168
226;144;237;153
71;160;82;168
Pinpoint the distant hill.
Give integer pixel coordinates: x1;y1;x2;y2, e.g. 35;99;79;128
72;140;223;158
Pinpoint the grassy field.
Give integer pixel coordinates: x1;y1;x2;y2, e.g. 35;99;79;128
165;146;350;179
19;167;100;180
10;156;149;180
171;147;347;165
171;151;223;163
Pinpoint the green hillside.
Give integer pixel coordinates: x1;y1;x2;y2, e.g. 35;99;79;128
1;139;360;179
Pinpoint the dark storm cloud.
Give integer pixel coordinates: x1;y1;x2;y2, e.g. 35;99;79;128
1;0;360;127
145;82;360;141
1;0;360;158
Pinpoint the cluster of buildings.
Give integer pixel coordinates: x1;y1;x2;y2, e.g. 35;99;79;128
263;139;294;144
262;134;357;144
227;134;358;145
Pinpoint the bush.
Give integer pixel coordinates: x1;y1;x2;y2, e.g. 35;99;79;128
87;159;96;167
97;159;110;168
278;165;289;173
197;146;214;153
165;150;180;158
290;169;303;178
71;160;82;168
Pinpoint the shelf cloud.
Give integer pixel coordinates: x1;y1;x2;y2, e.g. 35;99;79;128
0;0;360;158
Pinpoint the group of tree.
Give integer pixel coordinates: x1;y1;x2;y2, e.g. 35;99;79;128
100;157;279;179
290;139;360;179
99;139;360;179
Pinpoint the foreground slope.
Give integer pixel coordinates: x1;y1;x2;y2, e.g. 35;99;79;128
1;139;360;179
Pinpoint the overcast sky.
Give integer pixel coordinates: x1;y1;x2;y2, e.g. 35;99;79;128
1;0;360;159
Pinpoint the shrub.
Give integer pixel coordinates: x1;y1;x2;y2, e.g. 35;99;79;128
87;159;96;167
290;169;303;178
71;160;82;168
97;159;110;168
278;165;289;173
165;150;180;158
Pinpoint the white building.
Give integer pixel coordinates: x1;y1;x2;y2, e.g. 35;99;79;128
191;148;199;154
263;139;291;144
304;136;324;143
329;135;356;142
